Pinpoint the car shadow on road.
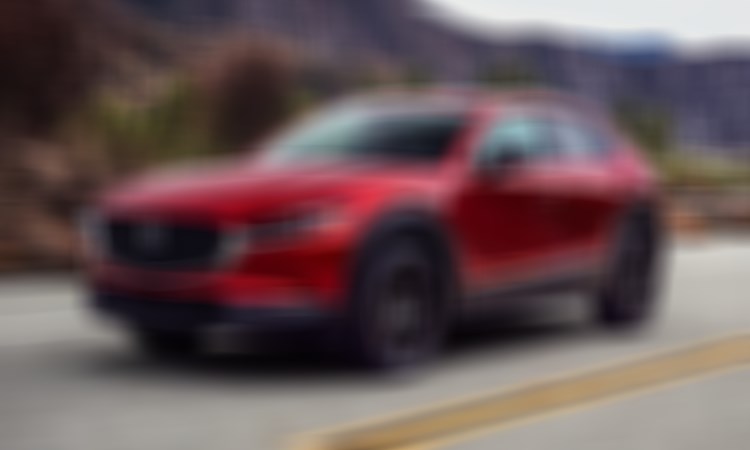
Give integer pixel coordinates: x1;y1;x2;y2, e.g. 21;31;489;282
75;296;648;389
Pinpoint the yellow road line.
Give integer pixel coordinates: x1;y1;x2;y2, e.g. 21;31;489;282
290;334;750;450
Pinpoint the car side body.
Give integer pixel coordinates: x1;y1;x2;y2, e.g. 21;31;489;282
83;88;664;368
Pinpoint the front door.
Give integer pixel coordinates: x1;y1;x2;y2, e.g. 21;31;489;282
454;111;561;291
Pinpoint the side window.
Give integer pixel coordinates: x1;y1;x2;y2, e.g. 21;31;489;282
476;116;555;166
553;118;611;160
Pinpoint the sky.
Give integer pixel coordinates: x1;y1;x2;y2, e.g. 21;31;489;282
429;0;748;45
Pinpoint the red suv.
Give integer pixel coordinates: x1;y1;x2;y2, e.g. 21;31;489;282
82;89;663;368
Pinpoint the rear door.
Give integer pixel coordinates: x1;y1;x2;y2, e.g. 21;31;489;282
543;112;625;265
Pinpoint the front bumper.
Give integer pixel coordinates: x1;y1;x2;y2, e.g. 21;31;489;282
92;293;336;333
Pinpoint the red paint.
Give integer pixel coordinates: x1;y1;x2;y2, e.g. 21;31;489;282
84;89;660;317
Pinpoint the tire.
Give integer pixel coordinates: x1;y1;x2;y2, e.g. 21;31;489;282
132;327;199;358
595;210;663;328
345;237;447;370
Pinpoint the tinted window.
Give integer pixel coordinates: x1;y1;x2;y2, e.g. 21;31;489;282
553;118;611;160
477;116;556;165
262;108;465;166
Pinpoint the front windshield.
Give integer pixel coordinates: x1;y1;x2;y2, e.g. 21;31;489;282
260;106;466;166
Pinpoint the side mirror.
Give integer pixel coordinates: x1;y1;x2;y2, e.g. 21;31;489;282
477;144;525;179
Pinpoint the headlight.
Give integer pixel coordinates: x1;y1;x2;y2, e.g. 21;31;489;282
251;205;346;242
217;206;346;266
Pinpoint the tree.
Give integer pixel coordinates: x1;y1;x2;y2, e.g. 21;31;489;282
195;39;297;151
615;99;673;157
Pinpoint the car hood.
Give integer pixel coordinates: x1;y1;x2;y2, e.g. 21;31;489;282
99;159;442;223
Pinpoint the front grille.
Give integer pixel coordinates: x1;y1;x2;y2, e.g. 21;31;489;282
105;219;221;270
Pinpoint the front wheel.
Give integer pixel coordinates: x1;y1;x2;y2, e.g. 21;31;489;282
345;238;447;370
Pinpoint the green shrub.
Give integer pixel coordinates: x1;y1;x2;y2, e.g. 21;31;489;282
658;153;750;187
83;77;212;170
478;61;538;87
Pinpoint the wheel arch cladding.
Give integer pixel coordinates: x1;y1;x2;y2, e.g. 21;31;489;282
351;207;460;313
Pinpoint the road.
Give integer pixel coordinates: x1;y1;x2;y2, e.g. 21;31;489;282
0;238;748;450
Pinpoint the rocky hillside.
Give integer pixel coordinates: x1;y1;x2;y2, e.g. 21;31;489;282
121;0;750;154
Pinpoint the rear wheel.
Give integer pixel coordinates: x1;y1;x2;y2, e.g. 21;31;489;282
345;238;446;369
595;212;663;327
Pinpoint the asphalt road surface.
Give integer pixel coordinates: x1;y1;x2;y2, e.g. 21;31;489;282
1;238;748;450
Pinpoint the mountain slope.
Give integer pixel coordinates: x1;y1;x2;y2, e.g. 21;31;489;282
121;0;750;152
